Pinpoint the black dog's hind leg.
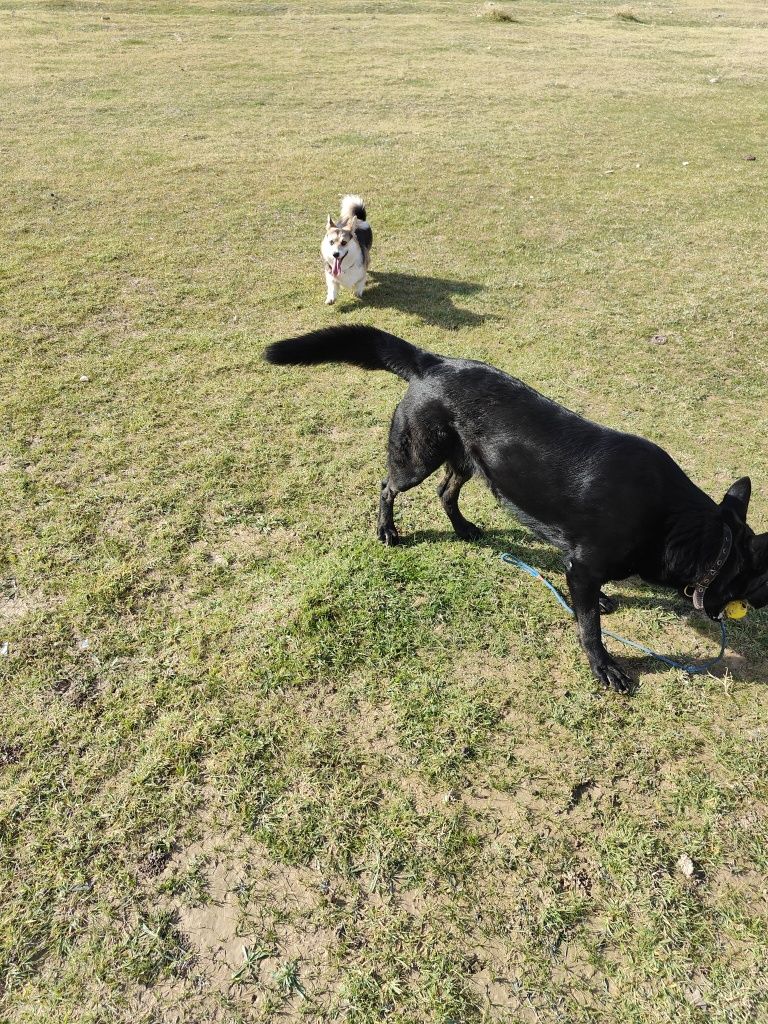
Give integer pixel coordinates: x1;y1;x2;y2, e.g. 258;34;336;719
378;395;462;546
566;562;632;693
378;479;401;546
378;452;444;546
437;466;481;541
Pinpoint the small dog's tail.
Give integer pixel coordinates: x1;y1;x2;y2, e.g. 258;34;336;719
263;326;441;382
339;194;367;223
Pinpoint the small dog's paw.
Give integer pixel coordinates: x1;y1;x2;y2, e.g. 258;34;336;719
325;297;336;305
457;521;482;541
377;525;399;546
599;592;618;614
593;659;632;694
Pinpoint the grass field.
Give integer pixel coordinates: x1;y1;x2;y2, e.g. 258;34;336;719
2;0;768;1020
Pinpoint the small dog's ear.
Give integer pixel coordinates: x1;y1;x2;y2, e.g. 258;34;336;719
326;215;335;229
721;476;751;518
751;533;768;569
346;215;358;232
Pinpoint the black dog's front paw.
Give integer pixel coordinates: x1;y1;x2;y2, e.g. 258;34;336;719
592;658;632;694
599;592;618;614
377;525;399;546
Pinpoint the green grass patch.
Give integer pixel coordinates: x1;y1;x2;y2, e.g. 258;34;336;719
478;3;519;23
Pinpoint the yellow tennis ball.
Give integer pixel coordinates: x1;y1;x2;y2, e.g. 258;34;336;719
724;600;748;620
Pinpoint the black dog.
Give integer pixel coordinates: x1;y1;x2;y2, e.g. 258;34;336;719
264;326;768;692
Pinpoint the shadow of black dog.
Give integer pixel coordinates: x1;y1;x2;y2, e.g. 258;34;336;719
404;526;768;685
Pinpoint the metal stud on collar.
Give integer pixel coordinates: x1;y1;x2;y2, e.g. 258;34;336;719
692;525;733;612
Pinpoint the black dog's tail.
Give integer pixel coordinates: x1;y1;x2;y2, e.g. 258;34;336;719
263;326;442;382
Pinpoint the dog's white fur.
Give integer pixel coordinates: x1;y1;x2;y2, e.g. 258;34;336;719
320;195;372;304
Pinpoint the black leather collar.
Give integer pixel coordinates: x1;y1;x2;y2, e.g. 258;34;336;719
690;524;733;611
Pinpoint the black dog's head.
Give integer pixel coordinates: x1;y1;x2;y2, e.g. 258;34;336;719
703;478;768;619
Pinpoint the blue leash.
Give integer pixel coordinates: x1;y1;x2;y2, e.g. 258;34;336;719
500;553;727;675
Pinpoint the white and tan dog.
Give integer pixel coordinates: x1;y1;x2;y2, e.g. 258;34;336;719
320;195;373;304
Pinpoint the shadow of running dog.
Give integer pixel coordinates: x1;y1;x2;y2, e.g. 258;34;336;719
350;270;494;329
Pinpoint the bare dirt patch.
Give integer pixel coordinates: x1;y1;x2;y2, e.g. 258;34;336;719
706;866;768;919
134;794;341;1022
469;936;540;1023
0;584;49;623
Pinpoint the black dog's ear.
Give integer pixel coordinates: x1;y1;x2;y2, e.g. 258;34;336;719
751;533;768;568
721;476;751;518
326;215;335;229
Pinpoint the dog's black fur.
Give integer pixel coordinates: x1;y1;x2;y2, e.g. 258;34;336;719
264;326;768;692
347;199;373;254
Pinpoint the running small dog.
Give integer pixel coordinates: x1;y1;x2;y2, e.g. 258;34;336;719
264;325;768;693
320;195;373;304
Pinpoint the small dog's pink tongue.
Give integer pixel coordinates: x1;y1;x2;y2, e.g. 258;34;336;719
332;257;342;277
